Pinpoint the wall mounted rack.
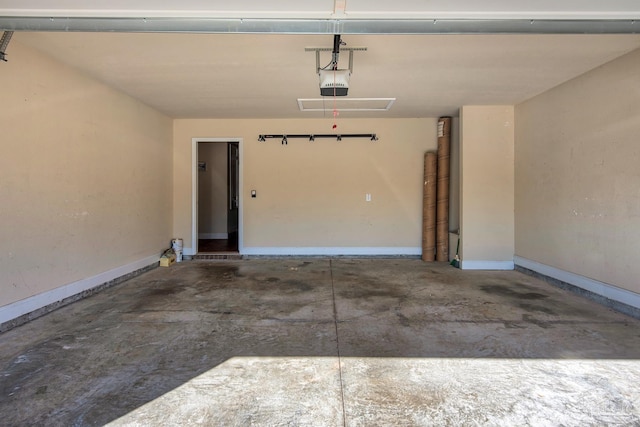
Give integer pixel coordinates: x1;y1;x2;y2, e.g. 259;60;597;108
258;133;378;144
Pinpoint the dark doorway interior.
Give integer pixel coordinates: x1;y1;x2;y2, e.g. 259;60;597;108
198;236;238;253
197;141;239;254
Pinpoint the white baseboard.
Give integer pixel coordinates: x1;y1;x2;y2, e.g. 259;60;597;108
0;254;160;325
198;233;228;239
241;247;422;256
514;256;640;310
183;247;195;256
460;260;514;270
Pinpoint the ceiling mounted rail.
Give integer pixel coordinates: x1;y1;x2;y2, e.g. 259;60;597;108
0;17;639;34
258;134;378;145
306;45;367;75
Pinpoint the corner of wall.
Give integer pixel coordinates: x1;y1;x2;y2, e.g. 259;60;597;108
459;106;515;269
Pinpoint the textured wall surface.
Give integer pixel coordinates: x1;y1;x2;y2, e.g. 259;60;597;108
174;118;436;252
515;48;640;294
0;41;173;307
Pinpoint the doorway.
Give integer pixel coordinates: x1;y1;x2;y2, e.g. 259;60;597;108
195;140;241;254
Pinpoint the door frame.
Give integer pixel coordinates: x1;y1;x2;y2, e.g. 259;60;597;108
191;137;243;255
227;142;240;238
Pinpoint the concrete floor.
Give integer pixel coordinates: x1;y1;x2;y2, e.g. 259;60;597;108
1;259;640;426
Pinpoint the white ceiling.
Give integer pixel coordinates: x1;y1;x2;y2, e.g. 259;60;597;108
6;1;640;118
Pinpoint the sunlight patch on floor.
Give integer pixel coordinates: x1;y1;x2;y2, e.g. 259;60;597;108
107;357;640;426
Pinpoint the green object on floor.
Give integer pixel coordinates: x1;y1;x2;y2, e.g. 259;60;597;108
450;237;460;268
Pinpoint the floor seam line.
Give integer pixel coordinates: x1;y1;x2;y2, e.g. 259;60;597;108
330;258;347;427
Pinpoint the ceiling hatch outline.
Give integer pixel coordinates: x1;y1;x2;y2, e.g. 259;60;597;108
297;98;396;112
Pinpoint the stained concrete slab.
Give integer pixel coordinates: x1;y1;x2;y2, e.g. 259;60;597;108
1;258;639;426
332;259;640;359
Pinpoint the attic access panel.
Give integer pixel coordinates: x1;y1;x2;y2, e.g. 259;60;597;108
298;98;396;112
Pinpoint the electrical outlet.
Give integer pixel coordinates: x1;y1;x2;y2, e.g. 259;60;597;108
365;193;372;202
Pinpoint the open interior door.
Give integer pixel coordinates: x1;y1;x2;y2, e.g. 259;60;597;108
227;142;239;243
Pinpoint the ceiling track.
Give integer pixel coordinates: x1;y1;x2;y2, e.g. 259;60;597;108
0;17;639;34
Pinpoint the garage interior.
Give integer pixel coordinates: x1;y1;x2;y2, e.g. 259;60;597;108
2;1;640;425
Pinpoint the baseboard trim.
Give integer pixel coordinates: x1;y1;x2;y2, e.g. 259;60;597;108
241;247;422;256
184;247;195;256
198;233;228;239
460;260;514;270
0;254;160;332
514;256;640;316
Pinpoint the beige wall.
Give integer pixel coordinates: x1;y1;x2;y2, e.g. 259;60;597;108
0;40;173;308
198;143;228;236
174;118;436;253
460;106;515;269
515;48;640;294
